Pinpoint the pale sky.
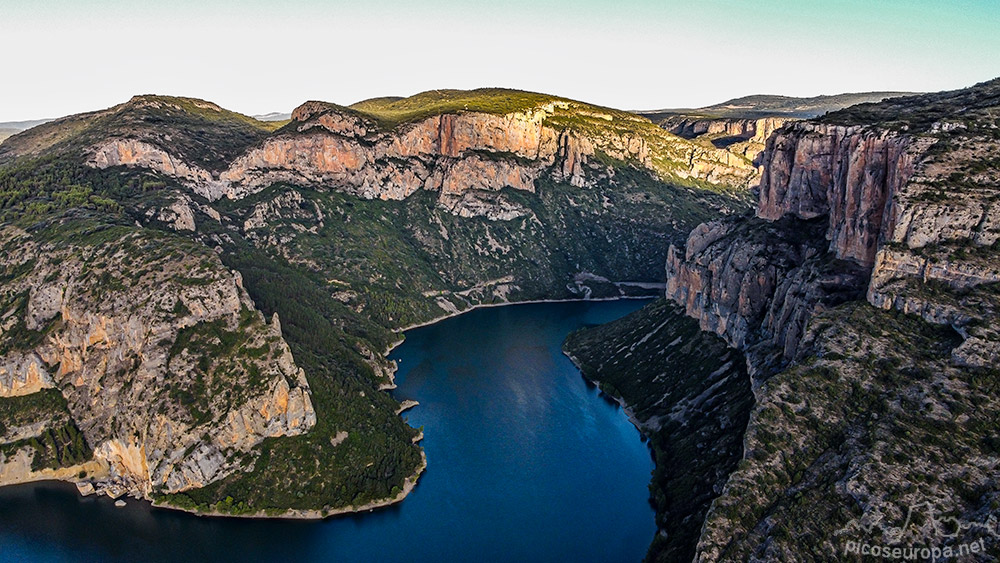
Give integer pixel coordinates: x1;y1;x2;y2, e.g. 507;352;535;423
1;0;999;122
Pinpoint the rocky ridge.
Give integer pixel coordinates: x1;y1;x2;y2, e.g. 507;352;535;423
0;222;315;500
657;80;1000;559
82;93;759;216
666;81;1000;372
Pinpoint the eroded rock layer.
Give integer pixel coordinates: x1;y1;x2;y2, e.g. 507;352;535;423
0;224;314;498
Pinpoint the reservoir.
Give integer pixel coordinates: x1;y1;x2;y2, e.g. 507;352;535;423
0;300;656;562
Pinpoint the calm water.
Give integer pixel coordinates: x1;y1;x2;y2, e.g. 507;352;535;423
0;300;655;563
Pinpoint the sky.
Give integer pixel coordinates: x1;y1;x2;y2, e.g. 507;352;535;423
1;0;999;122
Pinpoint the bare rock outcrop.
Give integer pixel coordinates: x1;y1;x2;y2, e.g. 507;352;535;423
660;82;1000;560
668;105;1000;370
665;215;868;375
0;225;315;497
87;100;759;218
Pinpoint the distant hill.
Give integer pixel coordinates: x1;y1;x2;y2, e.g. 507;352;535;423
637;91;916;121
0;118;54;144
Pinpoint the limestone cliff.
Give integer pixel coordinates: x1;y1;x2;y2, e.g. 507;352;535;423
85;93;759;216
667;83;1000;369
0;223;315;499
659;80;1000;560
665;215;868;374
658;115;792;162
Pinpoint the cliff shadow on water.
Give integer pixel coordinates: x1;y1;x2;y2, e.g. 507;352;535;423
564;298;753;563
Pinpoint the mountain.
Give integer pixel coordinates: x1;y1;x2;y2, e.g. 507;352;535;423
0;88;756;520
568;79;1000;561
0;119;54;144
638;91;916;121
635;91;915;166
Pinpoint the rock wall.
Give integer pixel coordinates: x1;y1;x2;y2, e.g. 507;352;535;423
669;81;1000;562
88;101;759;214
757;122;932;266
0;226;315;497
661;115;790;145
668;115;1000;369
664;216;868;374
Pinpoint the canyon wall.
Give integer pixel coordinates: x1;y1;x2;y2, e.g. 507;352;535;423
657;115;792;162
660;115;790;145
87;101;759;215
658;82;1000;561
0;225;315;498
666;115;1000;370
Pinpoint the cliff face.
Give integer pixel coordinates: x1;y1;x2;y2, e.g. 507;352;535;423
757;122;933;266
0;224;315;498
664;216;868;373
654;115;792;163
660;116;788;144
667;101;1000;368
85;97;759;216
659;81;1000;560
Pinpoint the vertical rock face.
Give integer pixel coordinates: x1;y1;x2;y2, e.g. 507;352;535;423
664;216;868;373
0;353;54;397
86;97;760;215
655;115;793;163
668;99;1000;369
0;226;315;497
757;122;931;266
658;81;1000;560
661;116;791;149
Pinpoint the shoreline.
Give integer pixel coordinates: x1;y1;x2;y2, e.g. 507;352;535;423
6;294;655;522
562;350;650;436
384;292;659;357
148;449;428;521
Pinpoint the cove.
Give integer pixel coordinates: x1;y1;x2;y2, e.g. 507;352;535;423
0;300;656;563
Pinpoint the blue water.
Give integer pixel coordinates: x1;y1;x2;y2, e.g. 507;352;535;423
0;300;655;563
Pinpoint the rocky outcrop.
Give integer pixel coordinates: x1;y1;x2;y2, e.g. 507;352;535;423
662;81;1000;560
668;106;1000;368
655;115;792;163
0;353;54;397
89;139;229;201
87;99;759;216
758;123;934;266
0;225;315;497
661;116;789;144
665;215;868;374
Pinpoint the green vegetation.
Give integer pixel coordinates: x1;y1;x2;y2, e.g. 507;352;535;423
564;299;752;563
0;389;71;438
703;302;997;561
821;77;1000;131
0;389;91;472
157;240;422;515
0;85;755;526
349;88;575;129
0;94;277;172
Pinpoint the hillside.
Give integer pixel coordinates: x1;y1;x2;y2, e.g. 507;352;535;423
0;119;53;144
638;91;915;121
571;77;1000;561
0;88;756;521
0;96;281;172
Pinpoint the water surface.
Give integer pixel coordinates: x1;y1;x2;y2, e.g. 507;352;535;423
0;300;655;563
